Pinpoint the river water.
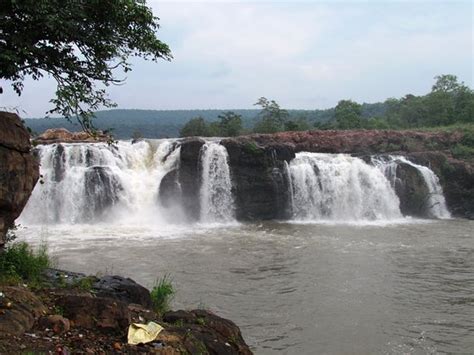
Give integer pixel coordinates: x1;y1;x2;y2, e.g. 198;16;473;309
17;219;474;354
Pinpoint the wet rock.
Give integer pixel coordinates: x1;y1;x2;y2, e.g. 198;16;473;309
38;315;71;334
393;162;431;217
404;152;474;219
162;309;252;354
159;169;181;208
0;112;39;248
83;166;121;220
93;275;152;309
178;138;205;221
222;138;294;220
0;286;47;335
56;294;130;332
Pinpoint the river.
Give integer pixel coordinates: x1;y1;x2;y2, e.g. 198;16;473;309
17;218;474;354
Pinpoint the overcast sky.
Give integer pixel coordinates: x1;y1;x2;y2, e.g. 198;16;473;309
1;0;472;117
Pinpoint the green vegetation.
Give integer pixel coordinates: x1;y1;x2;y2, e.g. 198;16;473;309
24;74;472;138
180;111;244;137
334;100;363;129
253;97;290;133
0;242;51;285
72;276;97;291
0;0;171;133
150;274;175;314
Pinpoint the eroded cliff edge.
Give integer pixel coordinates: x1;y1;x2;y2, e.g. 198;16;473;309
172;129;473;220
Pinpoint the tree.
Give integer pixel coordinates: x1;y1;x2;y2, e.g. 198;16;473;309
427;74;474;125
253;97;289;133
0;0;171;133
217;111;243;137
179;117;209;137
334;99;362;129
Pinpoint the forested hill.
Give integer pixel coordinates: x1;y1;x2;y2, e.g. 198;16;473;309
24;103;386;139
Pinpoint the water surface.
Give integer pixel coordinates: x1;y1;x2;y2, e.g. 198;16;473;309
18;219;474;354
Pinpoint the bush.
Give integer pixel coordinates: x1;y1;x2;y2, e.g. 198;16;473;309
0;242;51;285
150;274;175;314
451;144;474;159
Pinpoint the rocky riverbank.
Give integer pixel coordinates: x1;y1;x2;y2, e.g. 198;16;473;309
0;270;252;354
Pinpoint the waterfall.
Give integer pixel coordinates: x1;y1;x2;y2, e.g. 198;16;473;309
288;152;402;221
373;156;450;219
199;142;235;223
20;140;181;225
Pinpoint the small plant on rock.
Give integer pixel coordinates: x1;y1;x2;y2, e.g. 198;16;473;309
151;274;175;315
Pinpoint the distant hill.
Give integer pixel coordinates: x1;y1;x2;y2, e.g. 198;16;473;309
24;103;386;139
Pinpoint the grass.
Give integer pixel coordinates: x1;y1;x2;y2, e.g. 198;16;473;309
0;241;51;285
150;274;175;315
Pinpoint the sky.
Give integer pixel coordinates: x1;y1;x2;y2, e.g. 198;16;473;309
1;0;472;117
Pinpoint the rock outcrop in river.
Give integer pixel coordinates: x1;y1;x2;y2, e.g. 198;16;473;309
172;130;473;219
0;112;39;247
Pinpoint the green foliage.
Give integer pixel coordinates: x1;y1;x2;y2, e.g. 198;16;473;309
0;0;171;133
0;242;51;285
180;117;210;137
180;111;244;137
243;142;263;155
451;144;474;159
72;276;96;291
216;111;243;137
334;99;363;129
253;97;289;133
151;274;175;315
384;75;473;128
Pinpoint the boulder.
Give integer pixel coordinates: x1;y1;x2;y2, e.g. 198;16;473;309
83;166;122;220
38;315;71;334
393;162;431;217
56;294;130;331
163;309;252;355
222;138;294;220
0;112;39;248
34;128;109;144
159;169;181;208
0;286;47;335
93;275;152;308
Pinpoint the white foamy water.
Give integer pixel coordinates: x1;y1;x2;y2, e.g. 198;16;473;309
288;152;402;222
374;155;451;219
199;142;235;223
20;140;182;226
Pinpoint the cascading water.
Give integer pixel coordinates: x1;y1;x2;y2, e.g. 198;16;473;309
199;142;235;223
20;140;181;225
289;152;402;221
373;155;451;219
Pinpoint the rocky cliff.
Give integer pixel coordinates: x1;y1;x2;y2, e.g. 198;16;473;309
0;112;39;247
173;129;473;219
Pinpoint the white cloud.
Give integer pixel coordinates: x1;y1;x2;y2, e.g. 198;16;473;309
1;1;472;115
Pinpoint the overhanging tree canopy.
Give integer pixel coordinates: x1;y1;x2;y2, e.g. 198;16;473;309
0;0;172;132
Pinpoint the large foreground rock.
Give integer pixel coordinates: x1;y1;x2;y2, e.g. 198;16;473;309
0;112;39;247
0;286;47;335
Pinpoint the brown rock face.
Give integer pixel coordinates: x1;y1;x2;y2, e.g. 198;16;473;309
56;294;130;331
0;286;47;335
0;112;39;247
34;128;109;144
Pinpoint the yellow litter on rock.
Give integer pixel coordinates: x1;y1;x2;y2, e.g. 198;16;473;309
127;321;164;345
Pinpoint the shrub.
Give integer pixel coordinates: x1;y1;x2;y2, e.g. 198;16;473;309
0;242;51;285
451;144;474;159
150;274;175;314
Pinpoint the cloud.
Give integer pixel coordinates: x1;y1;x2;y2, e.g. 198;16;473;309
1;0;472;116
